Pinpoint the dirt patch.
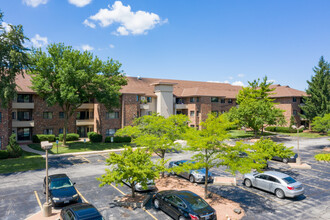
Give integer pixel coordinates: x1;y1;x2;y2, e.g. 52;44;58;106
323;147;330;152
120;194;148;203
155;177;244;220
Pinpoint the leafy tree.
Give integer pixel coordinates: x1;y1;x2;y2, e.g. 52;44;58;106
311;113;330;134
28;43;127;145
6;134;22;158
97;147;158;198
228;76;285;136
183;113;232;199
116;113;189;177
301;56;330;125
0;11;29;107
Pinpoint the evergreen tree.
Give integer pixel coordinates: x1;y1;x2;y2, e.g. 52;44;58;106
301;56;330;123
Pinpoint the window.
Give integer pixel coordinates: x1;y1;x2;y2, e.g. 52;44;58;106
256;174;268;180
190;125;195;127
228;99;233;104
136;95;139;102
147;97;152;103
293;97;297;102
211;97;219;102
196;97;200;102
17;128;31;141
106;112;119;119
59;128;63;134
43;112;53;119
190;97;195;103
176;98;184;104
59;112;65;119
300;97;304;103
17;111;31;121
136;111;140;118
12;112;16;120
197;111;200;116
43;129;53;135
268;176;280;183
106;128;118;136
190;111;195;117
17;94;33;103
220;99;225;103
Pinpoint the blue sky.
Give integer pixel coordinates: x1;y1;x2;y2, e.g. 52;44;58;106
1;0;330;91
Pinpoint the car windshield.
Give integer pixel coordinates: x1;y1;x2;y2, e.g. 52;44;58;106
282;177;296;184
188;197;209;211
49;178;73;190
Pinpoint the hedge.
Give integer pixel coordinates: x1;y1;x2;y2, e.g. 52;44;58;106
0;150;9;159
105;136;131;143
88;132;102;143
59;133;79;141
265;126;304;133
32;134;56;143
314;153;330;162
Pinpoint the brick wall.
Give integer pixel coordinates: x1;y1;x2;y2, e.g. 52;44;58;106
122;94;139;126
275;97;302;126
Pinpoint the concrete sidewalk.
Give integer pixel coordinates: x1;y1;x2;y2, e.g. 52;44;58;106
26;210;60;220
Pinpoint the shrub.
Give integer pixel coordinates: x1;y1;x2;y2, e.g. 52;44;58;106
87;132;94;139
0;150;9;159
265;126;304;133
59;133;79;141
88;132;102;143
6;134;22;158
105;136;131;143
314;153;330;161
32;134;56;143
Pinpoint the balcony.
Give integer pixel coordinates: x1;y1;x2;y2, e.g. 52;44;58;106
175;104;188;109
78;103;94;109
140;104;149;110
12;102;34;109
76;119;94;126
12;120;34;127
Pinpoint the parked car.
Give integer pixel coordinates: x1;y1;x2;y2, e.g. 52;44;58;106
272;153;298;163
169;160;213;183
60;203;104;220
43;174;80;206
122;179;156;191
153;190;216;220
243;171;304;199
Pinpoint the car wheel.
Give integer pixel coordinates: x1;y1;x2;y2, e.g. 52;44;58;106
154;199;160;209
189;175;195;183
283;158;289;163
275;189;285;199
178;216;186;220
244;179;252;188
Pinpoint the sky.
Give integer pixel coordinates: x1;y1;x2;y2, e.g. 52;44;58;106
1;0;330;91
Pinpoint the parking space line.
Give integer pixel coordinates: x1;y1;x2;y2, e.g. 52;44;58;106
99;154;108;159
236;186;284;205
34;191;42;211
302;182;330;191
76;188;88;203
310;168;330;175
109;184;158;220
79;155;91;163
297;172;330;182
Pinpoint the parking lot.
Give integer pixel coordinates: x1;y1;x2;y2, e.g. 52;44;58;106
0;136;329;220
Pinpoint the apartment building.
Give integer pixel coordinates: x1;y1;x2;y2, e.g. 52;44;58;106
0;75;306;149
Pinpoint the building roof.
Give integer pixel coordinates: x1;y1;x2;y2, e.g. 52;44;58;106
15;74;307;98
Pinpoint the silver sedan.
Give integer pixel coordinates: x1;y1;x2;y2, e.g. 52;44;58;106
243;171;304;199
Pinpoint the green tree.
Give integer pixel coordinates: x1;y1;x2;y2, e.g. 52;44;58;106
28;43;127;145
0;11;29;107
311;113;330;134
229;76;285;136
183;113;231;199
6;134;22;158
97;147;158;198
301;56;330;126
116;113;189;177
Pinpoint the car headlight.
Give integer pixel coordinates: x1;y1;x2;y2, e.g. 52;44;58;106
52;197;60;201
73;194;79;198
195;174;203;178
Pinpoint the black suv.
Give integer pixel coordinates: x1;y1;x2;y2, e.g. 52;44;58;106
43;174;80;207
153;190;216;220
60;203;104;220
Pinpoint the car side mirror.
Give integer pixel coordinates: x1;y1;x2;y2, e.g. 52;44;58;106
73;182;76;185
43;191;46;194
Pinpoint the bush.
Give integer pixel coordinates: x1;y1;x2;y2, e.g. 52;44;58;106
0;150;9;159
59;133;79;141
88;132;102;143
314;153;330;161
105;136;131;143
32;134;56;143
6;134;22;158
265;126;304;133
87;132;94;139
226;124;239;131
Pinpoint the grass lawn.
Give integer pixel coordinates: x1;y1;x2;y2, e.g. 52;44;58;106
229;130;274;139
28;141;132;154
279;132;328;138
0;151;45;174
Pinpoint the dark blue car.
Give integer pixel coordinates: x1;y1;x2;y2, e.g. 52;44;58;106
60;203;104;220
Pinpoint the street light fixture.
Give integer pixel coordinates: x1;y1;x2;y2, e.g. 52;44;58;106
291;125;305;165
41;141;53;217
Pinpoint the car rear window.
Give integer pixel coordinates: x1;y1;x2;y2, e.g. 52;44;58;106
187;197;209;211
282;177;296;184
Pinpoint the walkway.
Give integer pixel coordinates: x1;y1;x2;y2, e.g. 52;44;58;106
20;144;45;156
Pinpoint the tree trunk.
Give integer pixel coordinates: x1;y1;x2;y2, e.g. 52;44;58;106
204;166;208;199
161;153;165;178
63;112;68;146
261;125;264;135
254;129;258;137
131;183;135;198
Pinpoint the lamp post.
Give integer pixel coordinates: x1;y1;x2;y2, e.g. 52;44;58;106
41;141;53;217
291;125;304;165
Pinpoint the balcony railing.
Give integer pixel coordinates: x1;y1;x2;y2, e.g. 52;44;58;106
12;120;34;127
76;119;94;126
140;104;149;110
12;102;34;109
78;103;94;109
175;104;188;109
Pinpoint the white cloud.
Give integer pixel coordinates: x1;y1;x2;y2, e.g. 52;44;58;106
31;34;48;47
207;80;230;84
1;22;12;32
68;0;92;7
232;81;244;86
109;44;115;48
238;74;245;78
81;44;94;51
22;0;48;7
267;79;276;84
83;19;96;28
85;1;167;35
